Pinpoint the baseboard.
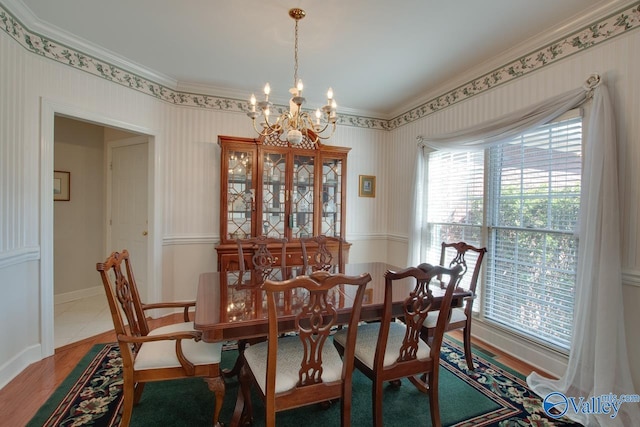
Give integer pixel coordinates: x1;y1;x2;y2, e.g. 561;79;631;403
472;319;568;379
54;286;104;305
0;343;41;389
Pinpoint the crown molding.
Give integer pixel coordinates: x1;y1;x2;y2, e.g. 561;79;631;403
387;0;640;129
391;0;635;118
1;0;638;131
1;0;177;88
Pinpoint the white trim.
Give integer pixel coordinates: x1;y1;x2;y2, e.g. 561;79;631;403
4;0;177;89
54;285;103;305
162;234;219;246
0;247;40;269
386;233;408;243
472;318;569;378
40;98;163;358
344;232;388;242
622;269;640;287
0;343;42;390
390;0;634;118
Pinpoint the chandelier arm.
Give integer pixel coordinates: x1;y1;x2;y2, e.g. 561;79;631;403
252;113;288;137
314;122;337;140
247;8;337;146
251;119;271;137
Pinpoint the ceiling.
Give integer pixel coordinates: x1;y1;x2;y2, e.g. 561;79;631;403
15;0;620;118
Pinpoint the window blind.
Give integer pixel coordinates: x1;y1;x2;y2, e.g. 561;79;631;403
425;114;582;350
426;150;484;294
485;116;582;350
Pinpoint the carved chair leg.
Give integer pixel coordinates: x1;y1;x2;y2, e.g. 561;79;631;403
121;378;136;426
205;376;226;427
463;326;475;370
429;369;441;427
372;378;385;427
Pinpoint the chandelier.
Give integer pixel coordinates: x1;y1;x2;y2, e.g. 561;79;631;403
247;8;337;145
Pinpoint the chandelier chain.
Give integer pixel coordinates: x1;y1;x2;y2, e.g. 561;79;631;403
247;8;337;146
294;18;299;88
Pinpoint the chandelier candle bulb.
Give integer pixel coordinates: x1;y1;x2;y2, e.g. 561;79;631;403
246;8;337;145
264;83;271;100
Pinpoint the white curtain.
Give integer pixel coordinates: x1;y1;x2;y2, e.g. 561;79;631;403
409;75;639;425
527;82;639;426
407;143;429;266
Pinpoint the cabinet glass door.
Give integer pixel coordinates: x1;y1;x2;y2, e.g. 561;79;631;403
292;154;314;239
321;158;343;237
226;150;254;240
261;152;287;238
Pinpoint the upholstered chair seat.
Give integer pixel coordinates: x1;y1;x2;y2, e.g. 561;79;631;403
244;335;344;394
334;322;431;369
135;323;223;371
423;307;467;328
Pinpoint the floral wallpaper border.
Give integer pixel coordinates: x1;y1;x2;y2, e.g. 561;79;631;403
389;2;640;130
1;2;639;131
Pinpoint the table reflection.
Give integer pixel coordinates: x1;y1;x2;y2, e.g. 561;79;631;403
222;266;346;323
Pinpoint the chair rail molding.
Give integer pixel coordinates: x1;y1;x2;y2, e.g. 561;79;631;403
622;268;640;287
162;234;218;246
0;247;40;269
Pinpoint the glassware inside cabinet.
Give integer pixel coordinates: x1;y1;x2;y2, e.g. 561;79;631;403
321;158;342;237
262;152;286;238
227;149;253;240
293;154;314;239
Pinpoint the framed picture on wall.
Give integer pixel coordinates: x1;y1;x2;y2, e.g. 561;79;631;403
54;170;70;201
359;175;376;198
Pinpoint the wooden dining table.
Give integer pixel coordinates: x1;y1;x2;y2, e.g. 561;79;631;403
194;262;471;343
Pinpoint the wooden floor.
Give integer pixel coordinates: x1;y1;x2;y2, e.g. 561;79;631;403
0;316;553;426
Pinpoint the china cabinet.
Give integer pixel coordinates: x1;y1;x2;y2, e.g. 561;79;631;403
216;133;350;270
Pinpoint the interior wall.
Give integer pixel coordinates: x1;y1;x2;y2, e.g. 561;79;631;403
0;25;388;387
387;28;640;388
53;116;105;298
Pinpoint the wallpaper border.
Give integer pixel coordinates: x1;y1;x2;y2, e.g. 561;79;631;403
0;2;638;130
389;2;640;129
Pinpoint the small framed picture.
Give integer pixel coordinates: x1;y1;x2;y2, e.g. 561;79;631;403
54;170;70;201
359;175;376;198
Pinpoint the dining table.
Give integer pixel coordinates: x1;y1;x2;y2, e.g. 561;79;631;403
194;261;471;344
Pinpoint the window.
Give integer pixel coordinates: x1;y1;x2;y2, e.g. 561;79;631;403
426;114;582;351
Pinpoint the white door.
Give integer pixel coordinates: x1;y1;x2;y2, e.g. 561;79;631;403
109;139;149;298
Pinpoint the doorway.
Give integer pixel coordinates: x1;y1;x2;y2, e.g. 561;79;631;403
53;117;150;347
41;100;160;357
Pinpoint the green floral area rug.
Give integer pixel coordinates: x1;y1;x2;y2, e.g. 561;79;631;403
28;336;581;426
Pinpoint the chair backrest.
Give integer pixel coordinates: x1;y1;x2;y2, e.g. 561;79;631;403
262;270;371;401
439;241;487;293
236;236;287;273
96;250;148;367
300;235;344;272
376;263;462;369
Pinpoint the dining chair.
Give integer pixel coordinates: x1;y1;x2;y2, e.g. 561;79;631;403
232;270;372;427
300;234;344;272
422;241;487;370
236;236;287;278
96;250;225;427
333;263;462;427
